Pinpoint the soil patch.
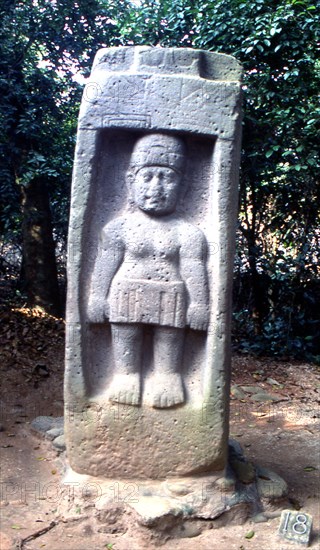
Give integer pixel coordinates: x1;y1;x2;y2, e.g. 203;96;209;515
0;305;319;549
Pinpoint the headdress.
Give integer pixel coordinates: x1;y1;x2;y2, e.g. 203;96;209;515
130;133;186;173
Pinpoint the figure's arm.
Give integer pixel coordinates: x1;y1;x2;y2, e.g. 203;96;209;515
87;220;124;323
180;226;209;331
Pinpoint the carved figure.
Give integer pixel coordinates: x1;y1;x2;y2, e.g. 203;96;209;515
88;133;209;408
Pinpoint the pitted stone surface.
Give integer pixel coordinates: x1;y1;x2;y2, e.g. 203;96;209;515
65;46;243;478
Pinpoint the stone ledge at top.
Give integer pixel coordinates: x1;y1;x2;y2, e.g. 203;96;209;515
91;46;243;82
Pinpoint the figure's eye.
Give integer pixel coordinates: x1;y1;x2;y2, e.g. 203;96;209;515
143;171;153;182
162;169;178;184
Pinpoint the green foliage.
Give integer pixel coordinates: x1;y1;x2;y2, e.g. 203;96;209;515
0;0;133;239
1;0;319;358
119;0;320;360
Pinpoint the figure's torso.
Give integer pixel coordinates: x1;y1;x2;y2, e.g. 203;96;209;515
114;211;186;281
107;211;198;327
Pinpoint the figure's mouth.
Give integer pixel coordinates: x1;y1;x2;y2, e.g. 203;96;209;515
145;194;164;202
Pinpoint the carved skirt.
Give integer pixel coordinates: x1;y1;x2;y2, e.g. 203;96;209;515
108;278;187;328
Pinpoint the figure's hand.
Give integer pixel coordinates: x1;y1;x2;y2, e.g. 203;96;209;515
187;303;209;331
87;296;105;323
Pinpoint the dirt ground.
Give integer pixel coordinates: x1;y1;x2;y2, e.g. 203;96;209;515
0;305;319;549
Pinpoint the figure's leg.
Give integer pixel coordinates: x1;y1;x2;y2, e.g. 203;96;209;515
108;323;143;406
152;326;185;408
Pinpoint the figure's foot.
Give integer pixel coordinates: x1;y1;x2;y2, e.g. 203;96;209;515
152;373;184;408
108;373;141;406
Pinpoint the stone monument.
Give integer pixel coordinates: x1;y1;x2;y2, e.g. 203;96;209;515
65;46;242;482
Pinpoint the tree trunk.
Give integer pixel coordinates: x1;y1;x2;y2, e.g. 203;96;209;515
20;177;61;316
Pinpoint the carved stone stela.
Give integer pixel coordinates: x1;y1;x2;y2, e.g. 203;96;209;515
65;46;243;479
88;133;209;410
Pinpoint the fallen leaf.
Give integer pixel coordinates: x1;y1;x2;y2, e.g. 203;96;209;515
266;377;282;386
245;530;255;539
11;525;22;530
303;466;317;472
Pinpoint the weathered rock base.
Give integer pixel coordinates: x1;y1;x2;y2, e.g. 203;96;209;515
31;419;289;536
54;440;288;538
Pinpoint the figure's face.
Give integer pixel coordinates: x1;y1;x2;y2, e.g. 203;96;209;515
133;165;182;215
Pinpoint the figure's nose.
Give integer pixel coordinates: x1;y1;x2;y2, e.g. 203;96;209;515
149;174;163;193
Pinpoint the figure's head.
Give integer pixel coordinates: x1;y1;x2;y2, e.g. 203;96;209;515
128;133;186;216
